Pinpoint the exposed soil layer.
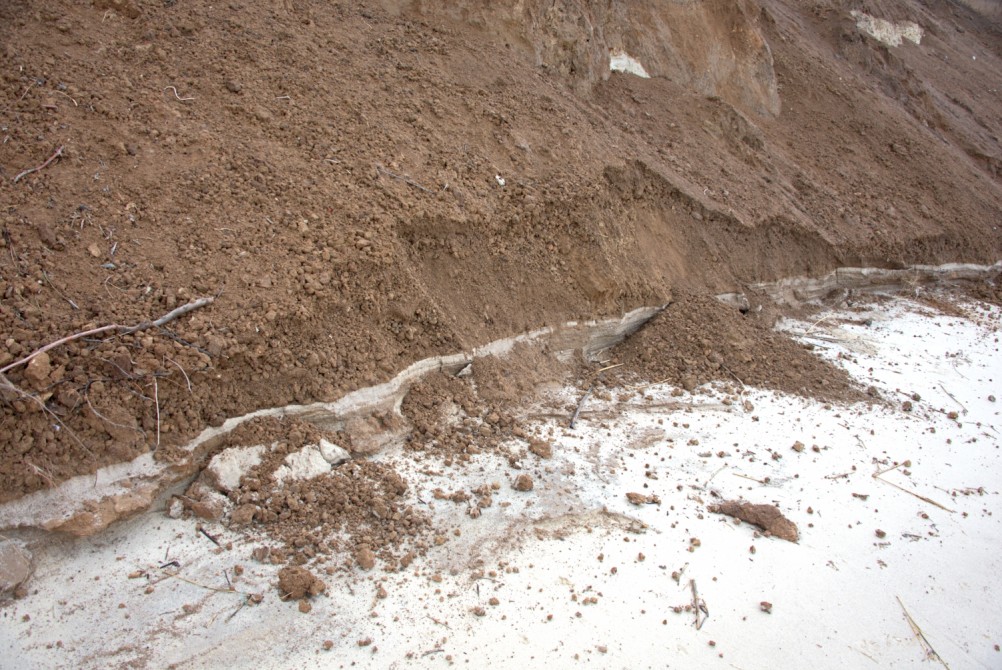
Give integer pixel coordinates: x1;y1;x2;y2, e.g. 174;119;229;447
1;0;1001;501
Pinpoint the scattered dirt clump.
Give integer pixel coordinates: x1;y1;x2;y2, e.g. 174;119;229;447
709;501;799;543
0;541;33;600
400;369;528;468
528;438;553;459
235;458;428;570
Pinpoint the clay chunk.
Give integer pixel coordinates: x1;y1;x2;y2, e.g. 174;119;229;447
277;566;326;600
626;492;661;505
708;501;799;542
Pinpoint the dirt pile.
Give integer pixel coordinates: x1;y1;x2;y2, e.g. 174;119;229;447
608;292;861;402
0;0;1000;503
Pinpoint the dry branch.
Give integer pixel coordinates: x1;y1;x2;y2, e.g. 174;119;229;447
0;297;215;376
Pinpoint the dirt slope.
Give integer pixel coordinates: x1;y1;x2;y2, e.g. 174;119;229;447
0;0;1000;501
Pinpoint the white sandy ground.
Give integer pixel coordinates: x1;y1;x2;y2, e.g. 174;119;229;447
1;292;1000;669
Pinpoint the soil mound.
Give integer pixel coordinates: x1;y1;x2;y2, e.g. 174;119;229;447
609;292;861;402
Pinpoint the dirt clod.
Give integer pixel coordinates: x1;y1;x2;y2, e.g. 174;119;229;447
356;546;377;571
709;501;799;543
528;439;553;459
277;566;326;601
626;492;661;505
230;504;257;526
512;474;534;492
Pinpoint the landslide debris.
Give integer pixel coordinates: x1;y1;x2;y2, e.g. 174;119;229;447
0;0;1000;507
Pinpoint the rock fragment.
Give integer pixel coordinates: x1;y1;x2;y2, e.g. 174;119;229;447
23;353;51;388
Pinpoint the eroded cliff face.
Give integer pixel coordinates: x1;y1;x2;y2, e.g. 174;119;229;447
386;0;781;115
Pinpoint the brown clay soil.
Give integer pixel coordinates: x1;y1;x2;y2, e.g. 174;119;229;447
1;0;1001;502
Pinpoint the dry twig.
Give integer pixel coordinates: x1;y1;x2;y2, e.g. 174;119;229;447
12;145;64;184
198;526;221;547
376;165;433;193
569;384;594;429
166;356;192;392
805;314;835;335
17;81;36;102
872;466;954;513
938;383;967;415
153;378;160;449
24;460;56;489
163;85;194;102
53;90;78;107
690;579;707;630
85;393;147;441
897;596;951;669
41;270;79;310
733;472;769;485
